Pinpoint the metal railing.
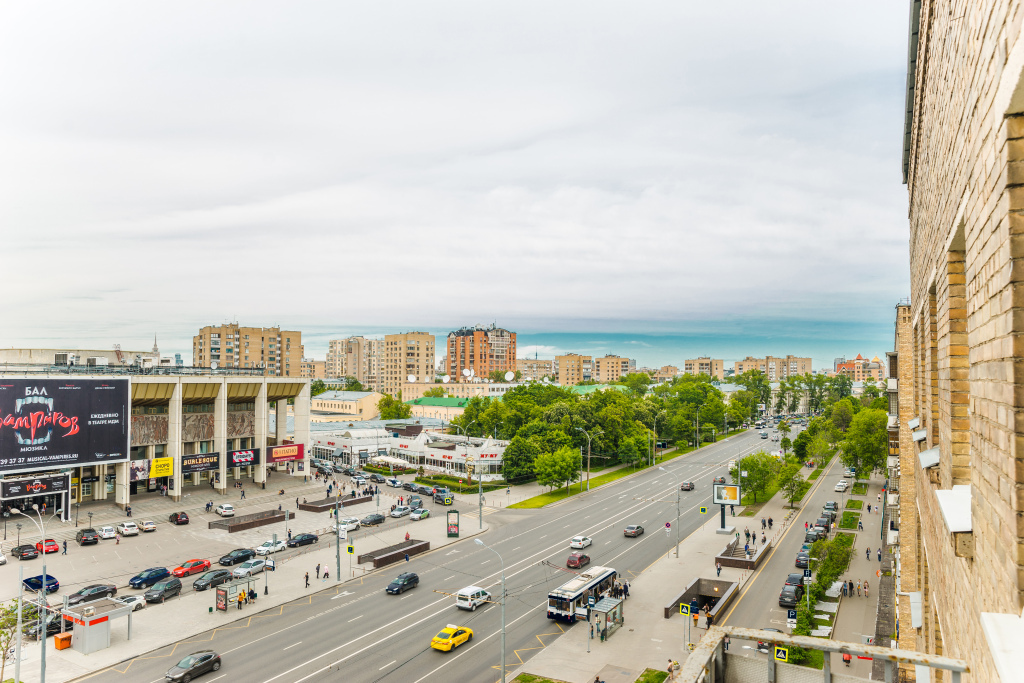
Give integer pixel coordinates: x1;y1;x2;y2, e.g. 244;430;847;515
0;364;266;377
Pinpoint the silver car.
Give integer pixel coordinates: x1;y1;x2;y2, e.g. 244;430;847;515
391;506;411;518
232;559;266;578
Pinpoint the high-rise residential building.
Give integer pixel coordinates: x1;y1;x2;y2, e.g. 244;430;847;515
381;332;435;396
517;358;554;379
732;355;811;380
898;6;1024;677
299;358;326;380
592;355;634;383
192;324;302;376
446;325;517;381
326;336;382;388
556;353;592;385
683;357;724;380
733;356;766;375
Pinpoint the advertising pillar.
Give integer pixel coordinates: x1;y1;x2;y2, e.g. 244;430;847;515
214;381;227;494
254;382;267;478
167;382;183;501
293;382;311;475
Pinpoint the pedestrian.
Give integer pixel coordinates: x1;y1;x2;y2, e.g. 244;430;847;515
115;533;120;545
866;547;871;560
296;497;299;508
305;572;310;588
848;579;854;596
62;540;67;555
323;569;329;580
877;493;881;504
723;634;730;651
126;504;132;517
316;563;321;579
761;517;766;530
279;504;282;511
878;548;882;561
867;504;871;514
761;533;766;545
730;504;735;516
238;592;244;610
288;529;292;540
624;581;629;598
744;542;749;557
241;488;246;500
692;611;699;629
864;580;869;598
857;580;861;596
667;660;675;681
744;527;750;542
706;612;714;629
858;520;864;530
768;516;773;530
843;581;848;597
804;521;809;531
716;561;722;577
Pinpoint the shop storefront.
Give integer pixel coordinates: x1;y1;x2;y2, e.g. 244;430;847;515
1;473;72;522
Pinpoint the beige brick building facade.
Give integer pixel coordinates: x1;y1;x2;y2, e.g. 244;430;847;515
733;356;766;375
556;353;592;385
299;358;326;380
901;2;1024;679
192;325;303;376
517;358;554;379
446;325;517;381
683;357;724;380
326;336;382;388
592;355;634;383
381;332;435;397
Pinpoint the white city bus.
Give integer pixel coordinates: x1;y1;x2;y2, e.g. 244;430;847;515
546;566;617;623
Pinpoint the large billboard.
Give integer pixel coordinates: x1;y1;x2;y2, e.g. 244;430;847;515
1;473;70;499
0;378;129;475
268;444;304;463
228;449;260;467
713;484;741;505
182;453;220;474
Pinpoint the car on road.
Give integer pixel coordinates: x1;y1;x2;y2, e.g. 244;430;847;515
361;514;386;526
34;538;59;554
623;525;644;537
332;464;347;473
76;528;100;545
795;552;810;569
352;476;367;486
116;521;139;536
713;476;726;484
434;492;454;505
256;539;287;555
757;628;783;654
834;480;848;492
145;578;182;603
233;559;266;578
844;468;857;478
431;625;473;651
761;432;768;439
219;549;256;566
168;512;190;525
67;584;117;606
369;473;387;484
386;572;419;594
679;481;695;491
820;509;836;524
567;552;590;569
386;478;402;488
337;517;360;532
569;536;592;549
193;569;233;592
785;573;806;595
411;508;430;521
164;650;222;682
403;482;417;492
215;504;235;517
12;545;39;560
23;574;59;593
117;595;146;612
98;526;117;539
814;516;830;532
416;485;434;496
391;506;412;518
823;501;838;512
287;533;319;548
173;559;212;577
129;567;171;589
341;467;356;476
779;585;800;608
407;496;424;510
141;520;157;532
455;586;491;611
804;530;822;544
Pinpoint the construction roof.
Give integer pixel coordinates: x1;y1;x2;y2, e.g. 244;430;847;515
406;397;468;407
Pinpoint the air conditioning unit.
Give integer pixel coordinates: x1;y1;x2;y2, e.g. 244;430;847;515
83;606;95;617
86;357;109;367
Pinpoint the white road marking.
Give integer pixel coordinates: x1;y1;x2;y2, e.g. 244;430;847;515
331;591;355;600
347;615;362;622
283;642;302;650
443;575;455;581
379;660;396;670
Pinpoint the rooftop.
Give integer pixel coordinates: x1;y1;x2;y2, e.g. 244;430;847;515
405;396;469;407
314;391;378;401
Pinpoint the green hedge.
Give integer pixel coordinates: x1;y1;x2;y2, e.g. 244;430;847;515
790;534;853;665
363;463;414;475
414;474;508;493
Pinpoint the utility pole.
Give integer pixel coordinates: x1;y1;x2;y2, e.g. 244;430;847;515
335;496;341;581
659;467;681;557
575;428;602;492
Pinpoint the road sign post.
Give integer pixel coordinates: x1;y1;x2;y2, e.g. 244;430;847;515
804;575;812;609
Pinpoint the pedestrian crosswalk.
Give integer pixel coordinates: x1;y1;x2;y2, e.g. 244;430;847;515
462;506;500;517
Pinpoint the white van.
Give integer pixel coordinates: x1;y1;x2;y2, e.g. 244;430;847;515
455;586;491;611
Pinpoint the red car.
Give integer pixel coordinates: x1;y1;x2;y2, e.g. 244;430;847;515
172;559;211;577
168;512;190;525
567;552;590;569
35;539;59;554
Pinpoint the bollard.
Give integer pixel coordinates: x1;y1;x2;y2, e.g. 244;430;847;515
209;606;213;613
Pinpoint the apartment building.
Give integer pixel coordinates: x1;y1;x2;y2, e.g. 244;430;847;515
898;3;1024;678
310;390;382;421
765;355;812;381
446;325;517;380
517;358;555;379
556;353;592;385
192;325;303;376
652;366;680;383
592;355;635;383
733;356;766;375
326;336;382;388
833;354;886;383
381;332;435;396
299;358;326;380
683;357;724;380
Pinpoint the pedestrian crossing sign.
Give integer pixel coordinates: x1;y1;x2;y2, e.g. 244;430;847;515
346;545;354;555
700;506;707;514
774;646;788;663
679;603;690;616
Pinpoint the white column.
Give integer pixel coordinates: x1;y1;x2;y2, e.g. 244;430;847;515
167;382;183;501
276;399;287;443
214;380;228;495
293;382;311;477
114;461;129;509
255;382;268;479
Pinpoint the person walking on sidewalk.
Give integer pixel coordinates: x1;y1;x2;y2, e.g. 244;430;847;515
857;580;861;596
804;521;808;531
305;572;310;588
848;579;854;596
867;503;871;514
692;611;699;629
716;561;722;577
864;580;869;598
866;547;871;560
62;540;67;555
744;527;750;543
115;532;120;545
126;504;132;517
624;581;629;598
878;548;882;561
767;516;773;530
843;581;848;597
316;563;321;579
237;592;244;610
761;517;766;530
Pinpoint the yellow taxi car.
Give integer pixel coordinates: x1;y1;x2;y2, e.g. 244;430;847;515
430;625;473;652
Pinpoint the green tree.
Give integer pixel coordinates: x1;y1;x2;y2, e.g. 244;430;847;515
831;399;854;432
780;436;792;455
620;372;652;396
842;408;888;475
534;445;580;491
778;421;791;438
377;391;412;419
422;386;449;398
310;379;327;397
869;396;888;411
829;374;853;401
0;599;18;683
777;462;803;508
792;430;811;462
806;430;835;466
501;435;540;483
743;450;780;504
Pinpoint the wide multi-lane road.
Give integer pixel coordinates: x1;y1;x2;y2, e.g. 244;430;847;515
81;430;768;683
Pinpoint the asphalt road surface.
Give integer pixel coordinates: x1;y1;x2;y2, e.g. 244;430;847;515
79;430;769;683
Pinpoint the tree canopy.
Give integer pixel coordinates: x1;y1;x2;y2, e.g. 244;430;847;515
377;391;412;420
842;408;888;475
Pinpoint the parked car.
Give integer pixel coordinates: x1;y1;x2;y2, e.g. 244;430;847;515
173;559;212;577
352;476;367;486
369;473;387;484
566;552;590;569
415;485;434;496
129;567;171;589
12;545;39;560
434;492;454;505
116;521;139;536
34;538;59;554
814;517;831;533
623;525;644;537
834;480;848;492
214;504;235;517
569;536;592;549
795;553;810;569
407;496;423;509
361;514;386;526
233;559;267;578
0;549;6;565
67;584;117;606
164;651;221;682
256;539;287;555
823;501;839;512
219;549;256;566
141;520;157;532
391;506;412;518
820;509;836;524
98;526;117;539
23;574;59;593
386;572;419;594
145;578;182;603
117;595;147;612
332;464;347;474
804;530;822;544
193;569;233;592
341;467;356;476
24;615;72;640
75;528;100;545
785;573;806;596
680;481;695;491
411;508;430;521
337;517;360;532
402;482;417;492
757;628;783;653
779;585;800;608
386;478;402;488
168;512;190;525
287;533;319;548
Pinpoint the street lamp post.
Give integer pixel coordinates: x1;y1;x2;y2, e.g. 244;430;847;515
659;467;681;557
474;539;505;682
454;421;480;528
88;511;93;530
14;505;55;683
652;412;663;465
575;428;602;492
16;522;21;547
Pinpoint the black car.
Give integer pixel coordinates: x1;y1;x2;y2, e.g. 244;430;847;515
785;573;806;594
820;509;837;524
165;650;221;682
434;492;454;505
287;533;318;548
67;584;117;606
129;567;171;589
332;464;346;473
168;512;190;525
407;496;423;510
815;516;831;531
317;466;333;477
219;549;256;566
779;585;800;608
402;482;417;492
75;528;100;545
804;530;822;544
193;569;233;592
23;574;59;593
416;485;434;496
12;545;39;560
795;552;810;569
386;572;419;594
369;473;386;484
680;481;695;491
24;615;72;640
360;514;386;526
144;578;182;603
341;467;356;476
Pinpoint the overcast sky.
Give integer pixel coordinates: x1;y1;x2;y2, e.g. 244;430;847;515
0;2;909;366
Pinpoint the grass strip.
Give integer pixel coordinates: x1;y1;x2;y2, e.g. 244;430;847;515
846;499;863;509
636;670;670;683
839;511;860;529
807;469;822;481
851;482;868;495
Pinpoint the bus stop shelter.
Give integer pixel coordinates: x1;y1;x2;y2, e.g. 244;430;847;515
593;597;624;641
215;577;261;612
